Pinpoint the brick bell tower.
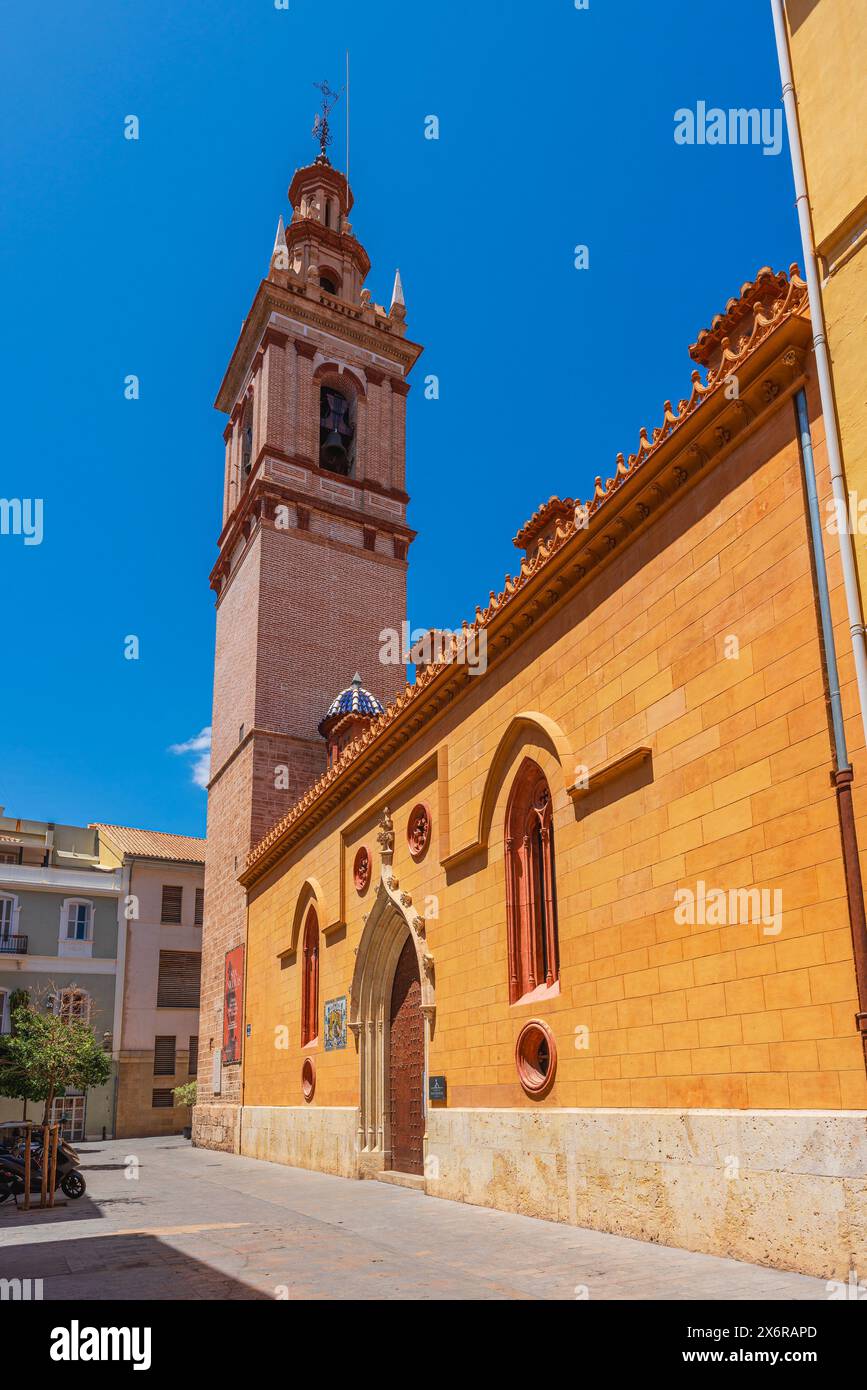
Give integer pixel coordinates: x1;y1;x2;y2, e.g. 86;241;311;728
195;132;423;1147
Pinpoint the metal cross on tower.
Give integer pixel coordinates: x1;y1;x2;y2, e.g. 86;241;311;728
312;79;343;160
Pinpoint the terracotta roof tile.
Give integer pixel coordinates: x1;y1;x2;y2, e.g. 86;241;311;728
91;824;206;863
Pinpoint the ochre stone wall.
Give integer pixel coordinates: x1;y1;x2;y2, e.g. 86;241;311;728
787;0;867;620
242;368;867;1118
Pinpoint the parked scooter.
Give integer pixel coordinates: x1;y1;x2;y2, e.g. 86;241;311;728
0;1124;86;1202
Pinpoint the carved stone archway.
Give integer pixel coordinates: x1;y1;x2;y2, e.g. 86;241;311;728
349;808;435;1175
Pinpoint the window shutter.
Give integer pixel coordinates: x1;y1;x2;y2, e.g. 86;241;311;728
188;1035;198;1076
153;1035;176;1075
151;1088;174;1109
161;885;183;924
194;887;204;926
156;951;201;1008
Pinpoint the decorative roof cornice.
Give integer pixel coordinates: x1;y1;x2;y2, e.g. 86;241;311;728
215;280;424;414
211;450;415;589
288;161;354;216
283;217;371;280
240;265;811;888
689;265;790;367
513;496;576;552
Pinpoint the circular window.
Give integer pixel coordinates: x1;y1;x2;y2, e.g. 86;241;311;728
515;1020;557;1098
353;845;371;894
301;1056;316;1102
407;803;432;860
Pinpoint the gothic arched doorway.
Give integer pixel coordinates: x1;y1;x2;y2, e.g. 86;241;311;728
348;811;436;1178
389;936;424;1174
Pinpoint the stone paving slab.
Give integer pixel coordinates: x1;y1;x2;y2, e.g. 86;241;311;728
0;1135;830;1300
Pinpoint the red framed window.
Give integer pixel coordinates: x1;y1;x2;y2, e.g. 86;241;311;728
300;907;320;1046
504;758;559;1003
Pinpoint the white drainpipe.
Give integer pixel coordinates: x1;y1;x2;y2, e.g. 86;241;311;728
770;0;867;749
111;860;131;1057
109;860;131;1137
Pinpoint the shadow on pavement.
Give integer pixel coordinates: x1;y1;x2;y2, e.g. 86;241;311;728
0;1232;271;1300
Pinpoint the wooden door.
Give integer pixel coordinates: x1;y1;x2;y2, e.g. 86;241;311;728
389;936;424;1174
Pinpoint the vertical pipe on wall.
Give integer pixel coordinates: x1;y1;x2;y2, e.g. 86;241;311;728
795;391;849;773
795;389;867;1061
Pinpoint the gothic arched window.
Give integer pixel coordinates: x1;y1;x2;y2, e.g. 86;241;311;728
504;759;559;1003
300;907;320;1046
319;386;355;476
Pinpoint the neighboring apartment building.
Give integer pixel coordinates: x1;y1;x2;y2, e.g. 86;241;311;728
94;825;205;1138
0;813;122;1140
0;812;206;1140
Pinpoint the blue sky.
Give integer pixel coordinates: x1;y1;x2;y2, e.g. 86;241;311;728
0;0;799;838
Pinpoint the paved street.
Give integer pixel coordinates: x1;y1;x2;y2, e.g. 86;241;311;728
0;1136;828;1300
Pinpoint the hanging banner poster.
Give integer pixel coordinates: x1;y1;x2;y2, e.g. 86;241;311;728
222;945;245;1065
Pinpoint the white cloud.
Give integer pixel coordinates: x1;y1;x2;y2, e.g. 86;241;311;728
169;726;211;790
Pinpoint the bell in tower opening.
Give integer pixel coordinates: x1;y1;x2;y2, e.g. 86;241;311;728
240;397;254;479
319;385;356;475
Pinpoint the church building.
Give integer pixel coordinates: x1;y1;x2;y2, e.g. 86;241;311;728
195;136;867;1280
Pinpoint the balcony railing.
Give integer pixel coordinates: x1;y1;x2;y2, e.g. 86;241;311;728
0;935;27;955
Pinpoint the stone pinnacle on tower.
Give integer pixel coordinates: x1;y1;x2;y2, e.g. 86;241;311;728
270;216;287;274
390;269;406;322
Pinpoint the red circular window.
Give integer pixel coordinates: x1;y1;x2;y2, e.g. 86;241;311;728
353;845;371;893
407;803;432;860
515;1020;557;1098
301;1056;316;1102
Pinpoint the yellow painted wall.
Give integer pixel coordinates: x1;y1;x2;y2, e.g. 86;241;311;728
786;0;866;247
787;0;867;594
242;362;867;1116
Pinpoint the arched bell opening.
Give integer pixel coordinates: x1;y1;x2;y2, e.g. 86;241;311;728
319;384;356;476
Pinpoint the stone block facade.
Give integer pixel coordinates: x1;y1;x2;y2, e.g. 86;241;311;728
216;267;867;1276
195;143;867;1278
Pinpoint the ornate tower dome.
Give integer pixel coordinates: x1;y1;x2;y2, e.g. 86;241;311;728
318;674;384;767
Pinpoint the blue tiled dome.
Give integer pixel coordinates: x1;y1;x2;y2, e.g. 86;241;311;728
322;673;384;723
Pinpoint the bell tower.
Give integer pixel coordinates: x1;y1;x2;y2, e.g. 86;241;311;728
195;129;423;1146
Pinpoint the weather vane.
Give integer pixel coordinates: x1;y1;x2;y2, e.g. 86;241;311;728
312;79;343;160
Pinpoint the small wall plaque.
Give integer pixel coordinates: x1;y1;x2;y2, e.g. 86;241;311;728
429;1075;447;1102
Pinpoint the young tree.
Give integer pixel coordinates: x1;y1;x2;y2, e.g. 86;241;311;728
0;1002;111;1125
0;991;41;1119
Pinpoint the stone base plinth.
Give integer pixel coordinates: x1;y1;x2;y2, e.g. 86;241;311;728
240;1105;357;1178
191;1102;867;1277
192;1102;243;1153
426;1107;867;1280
